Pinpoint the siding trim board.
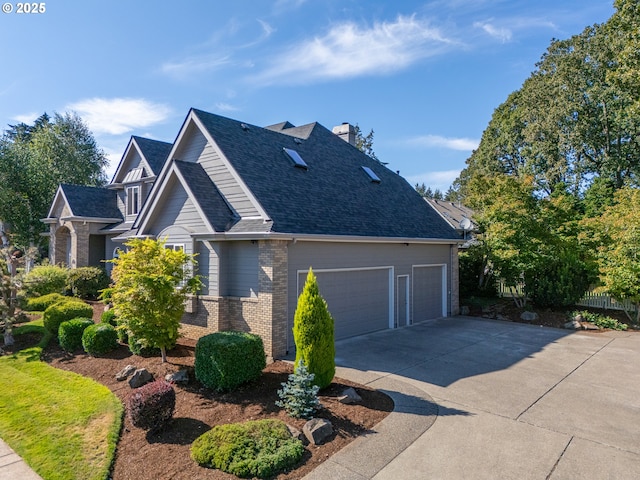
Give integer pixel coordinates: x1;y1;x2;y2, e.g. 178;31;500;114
396;274;410;328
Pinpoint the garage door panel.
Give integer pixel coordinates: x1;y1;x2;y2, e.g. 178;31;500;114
413;266;443;322
297;269;390;341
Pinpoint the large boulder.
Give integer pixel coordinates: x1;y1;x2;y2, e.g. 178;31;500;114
303;418;333;445
520;311;539;322
129;368;153;388
337;387;362;405
116;364;137;381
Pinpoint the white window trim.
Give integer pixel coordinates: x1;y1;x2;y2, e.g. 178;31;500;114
126;186;140;216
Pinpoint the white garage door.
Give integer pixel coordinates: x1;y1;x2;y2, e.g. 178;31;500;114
296;268;392;342
412;265;445;322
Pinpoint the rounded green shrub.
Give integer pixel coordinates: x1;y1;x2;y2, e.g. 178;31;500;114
26;293;66;312
195;331;266;392
58;318;94;352
66;266;110;300
127;380;175;431
191;419;304;478
82;323;118;356
101;309;117;326
293;268;335;389
22;264;69;297
128;333;160;357
43;300;94;336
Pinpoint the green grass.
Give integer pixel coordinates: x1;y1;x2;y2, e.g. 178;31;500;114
0;322;123;480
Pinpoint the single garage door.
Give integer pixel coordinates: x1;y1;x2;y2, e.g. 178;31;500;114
412;265;445;322
296;268;391;341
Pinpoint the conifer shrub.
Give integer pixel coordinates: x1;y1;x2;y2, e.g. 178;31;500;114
127;380;176;431
58;318;94;352
195;331;266;392
43;300;94;336
190;419;304;478
26;293;66;312
293;268;335;389
82;323;118;356
275;360;320;419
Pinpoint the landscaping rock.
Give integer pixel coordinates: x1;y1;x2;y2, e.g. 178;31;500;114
460;306;470;315
582;322;600;331
165;369;189;384
337;387;362;404
129;368;153;388
564;320;581;330
286;424;305;443
116;364;137;381
520;311;539;322
303;418;333;445
496;314;510;322
573;313;585;323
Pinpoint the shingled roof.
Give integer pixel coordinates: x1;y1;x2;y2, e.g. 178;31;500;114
191;109;460;240
59;184;122;220
132;136;172;175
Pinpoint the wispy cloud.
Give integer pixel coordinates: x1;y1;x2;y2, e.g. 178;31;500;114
473;21;512;43
66;98;171;136
161;55;231;79
253;15;458;85
12;112;40;124
215;102;240;112
406;169;461;191
407;134;479;151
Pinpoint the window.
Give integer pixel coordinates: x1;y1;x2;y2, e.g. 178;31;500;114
362;166;381;183
126;186;140;216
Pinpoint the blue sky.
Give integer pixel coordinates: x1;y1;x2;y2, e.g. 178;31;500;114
0;0;615;191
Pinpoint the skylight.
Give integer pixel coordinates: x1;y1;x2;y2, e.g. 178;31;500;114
362;166;381;183
283;147;308;169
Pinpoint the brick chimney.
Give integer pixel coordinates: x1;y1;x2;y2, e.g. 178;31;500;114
332;122;356;146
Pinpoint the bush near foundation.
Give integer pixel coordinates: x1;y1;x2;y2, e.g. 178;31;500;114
82;323;118;356
22;264;69;297
195;332;266;392
43;300;94;336
66;266;109;300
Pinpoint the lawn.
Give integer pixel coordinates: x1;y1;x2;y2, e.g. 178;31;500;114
0;321;123;480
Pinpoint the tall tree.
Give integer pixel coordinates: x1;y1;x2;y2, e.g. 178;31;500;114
0;112;107;249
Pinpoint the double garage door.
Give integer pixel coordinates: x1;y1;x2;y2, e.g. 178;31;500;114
293;265;444;345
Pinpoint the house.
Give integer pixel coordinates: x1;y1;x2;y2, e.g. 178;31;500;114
44;108;462;359
425;198;476;244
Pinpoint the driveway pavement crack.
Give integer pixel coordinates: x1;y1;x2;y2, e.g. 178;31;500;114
546;436;573;479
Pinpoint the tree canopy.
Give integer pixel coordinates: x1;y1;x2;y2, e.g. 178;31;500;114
0;112;107;248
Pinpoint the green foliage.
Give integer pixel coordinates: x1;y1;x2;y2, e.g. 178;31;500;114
127;333;160;357
293;268;335;389
66;266;109;299
275;360;320;419
42;300;93;336
570;310;628;331
22;265;69;297
58;318;94;352
25;292;65;312
100;309;116;326
195;332;266;392
109;238;202;362
190;419;304;478
458;244;497;299
127;380;176;431
82;323;118;356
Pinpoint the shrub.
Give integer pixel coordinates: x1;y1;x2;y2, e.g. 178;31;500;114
293;268;335;389
191;419;304;478
58;318;94;352
66;266;110;299
195;332;266;392
22;265;69;297
101;309;117;326
276;360;320;419
26;293;66;312
43;300;94;336
82;323;118;356
128;333;160;357
570;310;628;331
127;380;176;431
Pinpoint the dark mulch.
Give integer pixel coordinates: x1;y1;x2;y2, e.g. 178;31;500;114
40;337;393;480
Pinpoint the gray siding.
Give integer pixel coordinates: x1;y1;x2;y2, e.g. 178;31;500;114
219;241;258;298
195;241;220;296
147;178;207;236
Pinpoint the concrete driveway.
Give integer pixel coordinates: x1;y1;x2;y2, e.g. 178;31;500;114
305;316;640;479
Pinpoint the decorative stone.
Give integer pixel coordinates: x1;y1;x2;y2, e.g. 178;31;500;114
165;369;189;384
128;368;153;388
573;314;584;323
564;320;581;330
582;322;600;331
337;387;362;404
460;306;470;315
495;314;509;322
286;424;304;442
303;418;333;445
520;311;539;322
116;364;137;381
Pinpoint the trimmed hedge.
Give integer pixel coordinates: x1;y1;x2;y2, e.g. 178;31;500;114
82;323;118;356
195;332;266;392
22;264;69;297
101;309;117;326
58;318;94;352
26;293;66;312
127;380;176;431
66;266;110;300
190;419;304;478
43;301;94;336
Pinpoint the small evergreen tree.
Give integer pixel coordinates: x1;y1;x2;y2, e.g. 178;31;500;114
293;268;335;389
275;360;320;419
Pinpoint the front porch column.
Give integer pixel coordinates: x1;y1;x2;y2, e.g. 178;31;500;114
70;223;90;268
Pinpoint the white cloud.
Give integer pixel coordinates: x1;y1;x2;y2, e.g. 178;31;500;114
473;21;512;43
406;169;461;191
215;102;240;112
12;112;40;124
253;15;457;85
66;98;171;136
160;55;231;79
408;134;479;151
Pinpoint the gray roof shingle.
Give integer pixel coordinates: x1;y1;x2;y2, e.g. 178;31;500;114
60;184;122;220
132;136;172;175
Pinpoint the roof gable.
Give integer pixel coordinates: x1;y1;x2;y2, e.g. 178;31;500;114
111;136;171;184
48;184;121;220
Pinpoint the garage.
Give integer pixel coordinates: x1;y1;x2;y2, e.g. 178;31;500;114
412;264;446;322
296;267;393;342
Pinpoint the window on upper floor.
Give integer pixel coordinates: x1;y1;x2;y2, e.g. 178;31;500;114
126;186;140;216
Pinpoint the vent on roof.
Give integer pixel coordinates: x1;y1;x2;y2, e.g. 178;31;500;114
294;138;303;145
283;147;308;169
362;166;381;183
240;123;250;131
